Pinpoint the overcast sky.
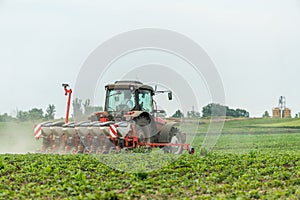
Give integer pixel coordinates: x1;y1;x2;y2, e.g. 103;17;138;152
0;0;300;118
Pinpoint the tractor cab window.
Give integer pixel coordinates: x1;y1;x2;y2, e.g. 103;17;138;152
138;89;153;112
106;89;135;112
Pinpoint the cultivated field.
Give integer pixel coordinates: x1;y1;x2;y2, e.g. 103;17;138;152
0;118;299;199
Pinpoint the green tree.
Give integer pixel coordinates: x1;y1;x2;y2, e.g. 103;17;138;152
94;106;103;112
28;108;44;120
17;110;29;121
202;103;249;118
236;108;250;118
202;103;227;117
45;104;56;120
187;110;200;118
73;98;103;120
172;110;184;118
0;113;15;122
17;108;44;121
262;111;270;118
72;98;83;118
83;99;94;116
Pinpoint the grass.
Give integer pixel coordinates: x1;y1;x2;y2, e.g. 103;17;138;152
0;118;300;198
178;117;300;154
1;117;300;154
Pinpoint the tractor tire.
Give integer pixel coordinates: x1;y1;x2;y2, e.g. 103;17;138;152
165;127;183;154
135;116;151;143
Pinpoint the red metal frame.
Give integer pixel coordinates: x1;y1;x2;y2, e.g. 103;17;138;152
120;131;192;152
143;143;189;149
62;84;72;124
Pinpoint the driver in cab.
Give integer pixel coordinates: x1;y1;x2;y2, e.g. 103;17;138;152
119;91;134;111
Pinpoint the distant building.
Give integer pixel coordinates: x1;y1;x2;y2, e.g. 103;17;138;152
272;96;291;118
272;107;291;118
272;107;281;118
283;108;291;118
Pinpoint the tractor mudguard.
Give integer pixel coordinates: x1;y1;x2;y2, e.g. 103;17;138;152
130;111;151;120
158;122;177;143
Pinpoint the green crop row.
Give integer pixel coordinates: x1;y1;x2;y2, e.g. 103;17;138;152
0;151;299;199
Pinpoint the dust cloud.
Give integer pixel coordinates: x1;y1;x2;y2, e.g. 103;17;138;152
0;122;40;154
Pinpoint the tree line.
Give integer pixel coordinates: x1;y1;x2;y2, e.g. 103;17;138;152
0;104;56;122
0;102;249;122
171;103;250;118
0;98;103;122
72;98;103;120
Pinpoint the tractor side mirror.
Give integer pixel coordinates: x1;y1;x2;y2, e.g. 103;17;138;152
168;92;172;100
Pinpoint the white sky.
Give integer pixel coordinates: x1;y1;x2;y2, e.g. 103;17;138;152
0;0;300;117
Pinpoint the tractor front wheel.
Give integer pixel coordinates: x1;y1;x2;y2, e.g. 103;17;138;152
164;127;183;154
135;116;151;143
169;133;183;154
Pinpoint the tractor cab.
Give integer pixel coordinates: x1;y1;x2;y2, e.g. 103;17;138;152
104;81;155;114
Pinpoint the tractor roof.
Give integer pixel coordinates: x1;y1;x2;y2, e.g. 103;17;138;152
105;80;154;92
